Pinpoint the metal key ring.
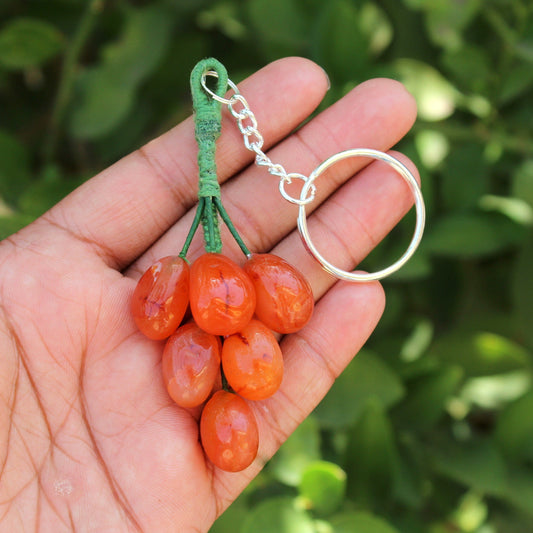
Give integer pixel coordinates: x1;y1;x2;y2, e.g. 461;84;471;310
297;148;426;282
201;70;240;105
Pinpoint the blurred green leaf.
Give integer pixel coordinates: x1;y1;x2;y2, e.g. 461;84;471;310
499;63;533;104
269;416;321;487
391;437;426;508
209;499;249;533
512;159;533;209
314;0;366;82
480;194;533;226
424;0;482;51
426;212;525;258
500;467;533;517
0;130;31;206
441;44;491;94
431;437;508;496
429;331;530;377
241;498;315;533
329;511;400;533
393;365;462;431
197;2;247;40
441;143;488;211
452;491;488;532
359;2;393;57
313;0;391;83
512;231;533;350
101;5;174;87
0;17;64;69
247;0;309;59
299;461;346;516
460;371;530;410
69;5;173;140
495;389;533;462
69;69;135;139
415;130;449;169
394;58;457;121
313;350;404;429
345;399;398;506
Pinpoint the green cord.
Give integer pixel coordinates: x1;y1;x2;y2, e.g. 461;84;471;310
185;58;252;257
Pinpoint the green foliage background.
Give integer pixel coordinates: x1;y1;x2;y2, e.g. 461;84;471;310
1;0;533;531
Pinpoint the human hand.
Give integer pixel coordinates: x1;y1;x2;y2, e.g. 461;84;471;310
0;57;417;532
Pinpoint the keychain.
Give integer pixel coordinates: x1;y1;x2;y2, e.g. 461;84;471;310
131;58;425;472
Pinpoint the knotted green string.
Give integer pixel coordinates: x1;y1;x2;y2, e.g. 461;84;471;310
179;58;251;259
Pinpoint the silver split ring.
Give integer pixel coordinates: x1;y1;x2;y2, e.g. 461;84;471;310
201;70;239;104
297;148;425;282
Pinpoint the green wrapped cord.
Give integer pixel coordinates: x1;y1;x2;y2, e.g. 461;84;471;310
180;58;251;259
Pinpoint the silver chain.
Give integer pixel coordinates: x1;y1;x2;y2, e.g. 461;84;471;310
201;72;316;206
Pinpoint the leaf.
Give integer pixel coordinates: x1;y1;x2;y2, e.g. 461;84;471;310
344;399;399;506
501;468;533;517
414;129;449;170
425;0;482;51
269;416;321;486
429;331;531;377
499;63;533;104
460;372;530;410
241;498;315;533
0;17;64;69
495;389;533;463
246;0;309;59
512;231;533;350
394;58;457;121
329;511;400;533
512;159;533;209
393;365;463;431
100;5;174;87
431;437;508;496
442;44;491;93
313;0;391;82
69;5;173;140
69;70;135;139
209;499;249;533
440;143;488;210
299;461;346;516
426;212;525;258
0;130;31;206
313;350;404;429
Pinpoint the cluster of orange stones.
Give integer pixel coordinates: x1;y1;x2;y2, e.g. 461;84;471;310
131;252;313;472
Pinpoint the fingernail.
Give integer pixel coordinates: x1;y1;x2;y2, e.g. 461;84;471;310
319;65;331;91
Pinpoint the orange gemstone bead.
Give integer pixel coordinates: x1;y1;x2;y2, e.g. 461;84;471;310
190;253;256;336
131;256;189;340
243;253;314;333
162;323;221;408
222;319;283;401
200;390;259;472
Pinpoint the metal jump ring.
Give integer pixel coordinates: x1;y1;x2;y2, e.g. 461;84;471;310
297;148;426;282
201;70;239;104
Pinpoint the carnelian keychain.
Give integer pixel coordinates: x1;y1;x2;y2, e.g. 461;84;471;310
131;58;425;472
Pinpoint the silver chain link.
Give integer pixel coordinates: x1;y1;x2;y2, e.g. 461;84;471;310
201;71;316;206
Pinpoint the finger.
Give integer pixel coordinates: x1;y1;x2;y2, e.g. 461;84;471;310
127;78;417;277
39;58;330;269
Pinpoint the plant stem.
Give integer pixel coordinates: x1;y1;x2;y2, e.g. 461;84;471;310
42;0;104;164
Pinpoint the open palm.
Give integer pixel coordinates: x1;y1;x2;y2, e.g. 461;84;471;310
0;58;418;532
